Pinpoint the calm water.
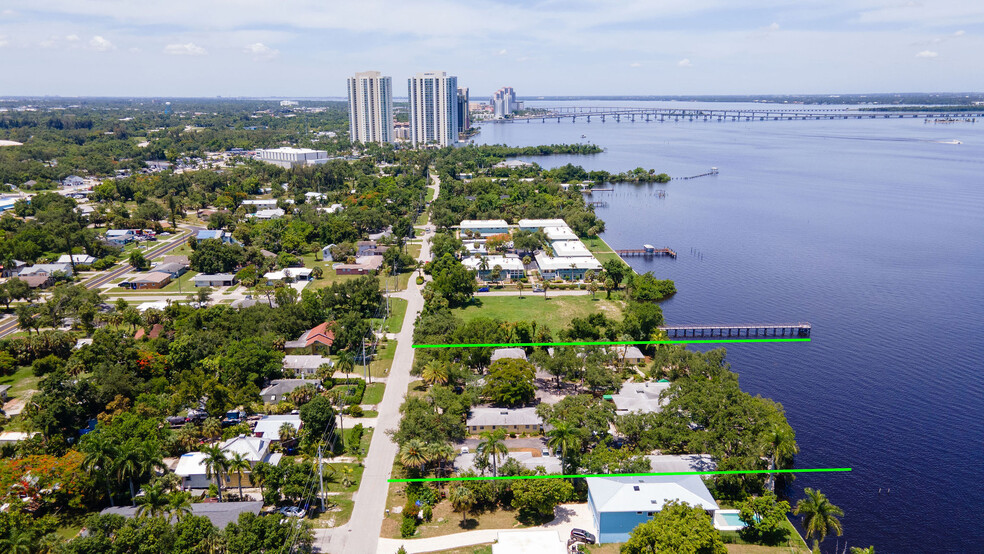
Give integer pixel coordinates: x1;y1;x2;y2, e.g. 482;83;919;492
474;103;984;553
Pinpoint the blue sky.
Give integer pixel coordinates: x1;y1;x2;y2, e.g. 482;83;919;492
0;1;981;97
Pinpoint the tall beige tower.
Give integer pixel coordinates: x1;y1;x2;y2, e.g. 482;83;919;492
347;71;394;144
408;71;459;147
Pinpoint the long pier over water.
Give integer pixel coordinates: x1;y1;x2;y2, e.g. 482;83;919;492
492;106;983;123
659;323;812;338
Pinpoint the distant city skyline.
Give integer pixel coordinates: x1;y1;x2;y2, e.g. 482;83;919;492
1;1;983;96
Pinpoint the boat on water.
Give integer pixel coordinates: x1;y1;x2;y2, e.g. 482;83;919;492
581;134;587;138
935;139;962;144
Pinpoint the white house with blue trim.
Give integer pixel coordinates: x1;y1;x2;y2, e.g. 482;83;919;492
587;475;719;544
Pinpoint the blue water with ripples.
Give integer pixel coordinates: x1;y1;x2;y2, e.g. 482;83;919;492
474;103;984;552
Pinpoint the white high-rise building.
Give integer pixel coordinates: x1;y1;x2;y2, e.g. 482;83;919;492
491;86;518;118
347;71;394;144
408;71;459;147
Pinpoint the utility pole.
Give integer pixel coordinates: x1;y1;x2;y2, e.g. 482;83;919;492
317;444;325;512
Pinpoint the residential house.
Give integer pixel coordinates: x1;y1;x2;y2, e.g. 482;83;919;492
466;407;543;434
253;414;303;441
587;475;719;543
127;271;172;290
284;322;334;351
260;379;322;404
161;255;190;267
174;436;281;489
611;345;646;365
105;229;135;245
13;274;53;289
356;241;389;257
241;199;278;210
57;254;97;265
334;255;384;275
282;355;332;377
518;218;568;232
134;324;164;340
194;273;237;287
196;230;235;244
490;347;528;364
248;208;285;220
264;267;313;284
0;260;26;277
152;262;187;278
18;263;71;277
101;502;263;530
609;381;671;415
61;175;85;187
459;219;510;237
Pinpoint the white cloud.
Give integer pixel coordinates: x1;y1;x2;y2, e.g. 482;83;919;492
244;42;278;60
678;58;693;67
630;62;642;67
164;42;206;56
88;35;114;51
915;50;938;58
0;35;7;48
40;38;57;48
953;30;965;37
65;34;79;41
1;9;14;16
768;22;780;31
498;49;507;55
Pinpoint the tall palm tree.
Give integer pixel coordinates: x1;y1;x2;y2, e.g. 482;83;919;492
279;422;299;451
449;485;475;526
546;421;582;474
399;439;430;474
762;423;799;493
476;429;508;477
80;433;118;507
135;484;169;518
516;280;525;297
421;361;450;387
336;350;355;377
200;445;229;502
0;530;33;554
167;491;193;523
226;452;252;500
250;461;273;500
431;442;456;479
794;488;844;547
202;417;222;442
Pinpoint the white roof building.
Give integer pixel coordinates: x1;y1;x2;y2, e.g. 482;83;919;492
466;407;542;429
535;253;602;273
460;219;510;230
551;240;594;258
264;267;313;282
57;254;97;265
587;474;718;518
462;255;525;273
256;147;329;168
241;199;279;210
253;415;302;441
518;218;567;230
610;381;671;414
490;347;528;363
248;208;286;220
543;226;578;241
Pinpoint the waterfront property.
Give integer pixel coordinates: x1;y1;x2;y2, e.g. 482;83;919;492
588;475;719;544
466;406;543;434
609;381;671;415
462;255;525;281
518;218;569;232
535;252;602;281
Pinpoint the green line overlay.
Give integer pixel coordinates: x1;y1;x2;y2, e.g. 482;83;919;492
389;468;850;483
413;338;811;349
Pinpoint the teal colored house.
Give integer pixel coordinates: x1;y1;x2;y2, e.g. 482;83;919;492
587;475;719;544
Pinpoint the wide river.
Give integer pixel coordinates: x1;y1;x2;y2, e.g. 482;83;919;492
473;101;984;553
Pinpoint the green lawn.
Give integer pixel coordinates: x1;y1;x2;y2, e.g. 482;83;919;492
371;340;397;377
0;365;40;398
373;297;408;334
362;383;386;405
453;294;624;330
426;186;437;202
582;235;623;264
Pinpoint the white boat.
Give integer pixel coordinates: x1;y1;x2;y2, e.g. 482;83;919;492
936;139;962;145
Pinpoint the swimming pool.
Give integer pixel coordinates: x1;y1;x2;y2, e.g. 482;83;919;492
714;509;748;531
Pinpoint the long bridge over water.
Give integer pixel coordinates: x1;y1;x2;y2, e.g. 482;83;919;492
491;106;982;123
658;323;812;338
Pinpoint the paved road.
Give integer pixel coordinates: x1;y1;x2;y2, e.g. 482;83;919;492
314;171;439;553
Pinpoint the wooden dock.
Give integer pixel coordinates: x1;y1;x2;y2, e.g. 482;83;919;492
616;244;677;258
658;323;812;338
586;200;608;207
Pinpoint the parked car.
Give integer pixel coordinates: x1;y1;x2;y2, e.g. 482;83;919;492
477;287;490;292
541;448;551;457
279;506;306;517
461;446;469;454
571;529;596;544
532;286;544;293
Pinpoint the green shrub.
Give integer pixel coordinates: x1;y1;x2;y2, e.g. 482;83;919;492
415;276;424;285
400;518;417;538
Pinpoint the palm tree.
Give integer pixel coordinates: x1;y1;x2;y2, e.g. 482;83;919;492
200;445;229;502
762;423;799;493
81;433;118;507
202;417;222;442
251;462;273;500
399;439;430;474
431;442;456;479
449;485;475;526
279;422;299;451
167;491;193;523
226;452;252;501
794;488;844;547
0;530;33;554
516;280;525;297
115;445;144;505
336;350;355;377
476;429;508;477
491;264;503;285
546;421;582;474
135;484;169;518
421;361;450;387
478;256;490;281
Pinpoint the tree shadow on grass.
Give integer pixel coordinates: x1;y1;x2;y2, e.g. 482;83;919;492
458;517;479;530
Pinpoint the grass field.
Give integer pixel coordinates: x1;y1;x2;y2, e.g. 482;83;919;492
362;383;386;405
371;340;397;377
452;294;624;330
581;235;623;264
0;365;39;398
373;297;408;334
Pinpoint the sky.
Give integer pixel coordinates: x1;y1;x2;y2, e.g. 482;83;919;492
0;0;982;97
